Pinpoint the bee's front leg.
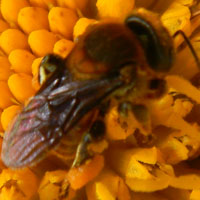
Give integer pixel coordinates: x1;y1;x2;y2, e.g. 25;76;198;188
119;101;151;131
72;120;105;168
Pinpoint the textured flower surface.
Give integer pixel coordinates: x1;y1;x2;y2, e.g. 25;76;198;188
0;0;200;199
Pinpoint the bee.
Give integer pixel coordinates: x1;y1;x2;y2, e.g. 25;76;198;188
1;9;175;168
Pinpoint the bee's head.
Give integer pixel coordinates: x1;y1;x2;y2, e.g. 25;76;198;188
68;9;175;99
80;9;174;99
76;9;174;74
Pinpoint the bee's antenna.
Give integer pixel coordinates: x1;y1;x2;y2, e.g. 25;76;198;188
173;30;200;69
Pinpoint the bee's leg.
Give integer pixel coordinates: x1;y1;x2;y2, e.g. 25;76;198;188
72;120;105;167
132;104;150;128
118;101;150;130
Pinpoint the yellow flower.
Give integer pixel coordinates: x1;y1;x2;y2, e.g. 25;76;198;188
38;170;76;200
0;168;38;200
0;0;200;199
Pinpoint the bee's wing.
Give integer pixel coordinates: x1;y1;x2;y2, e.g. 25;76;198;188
1;95;67;168
1;76;122;168
48;77;123;132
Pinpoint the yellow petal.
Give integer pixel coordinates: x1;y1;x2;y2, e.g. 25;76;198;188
126;167;172;192
86;170;131;200
107;148;154;179
96;0;135;21
166;75;200;104
190;190;200;200
170;174;200;189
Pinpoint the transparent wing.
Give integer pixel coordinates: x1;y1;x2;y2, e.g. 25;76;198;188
1;75;122;168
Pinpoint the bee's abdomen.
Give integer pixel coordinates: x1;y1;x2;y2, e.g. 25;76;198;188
51;131;81;166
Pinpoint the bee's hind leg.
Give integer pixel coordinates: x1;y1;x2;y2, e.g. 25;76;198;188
72;120;105;168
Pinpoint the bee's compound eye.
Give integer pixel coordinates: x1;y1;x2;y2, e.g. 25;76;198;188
39;54;64;85
125;14;174;72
